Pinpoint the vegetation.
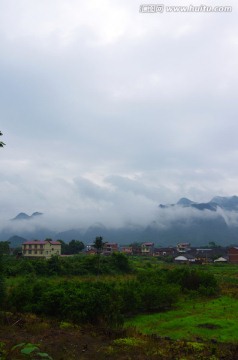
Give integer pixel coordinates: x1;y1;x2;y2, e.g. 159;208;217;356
0;256;5;306
1;253;238;359
126;296;238;342
0;241;10;255
59;239;85;255
2;252;132;277
93;236;104;254
1;257;219;331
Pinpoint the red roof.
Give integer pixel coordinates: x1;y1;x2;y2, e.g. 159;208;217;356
22;241;61;245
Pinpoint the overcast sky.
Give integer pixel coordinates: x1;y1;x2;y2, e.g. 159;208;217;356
0;0;237;229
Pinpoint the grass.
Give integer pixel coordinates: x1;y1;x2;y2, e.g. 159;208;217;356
125;296;238;343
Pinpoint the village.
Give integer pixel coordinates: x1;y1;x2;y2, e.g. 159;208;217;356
20;239;238;264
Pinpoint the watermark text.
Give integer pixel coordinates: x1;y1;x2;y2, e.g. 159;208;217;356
139;4;232;13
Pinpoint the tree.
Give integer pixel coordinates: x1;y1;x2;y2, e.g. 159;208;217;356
58;240;68;254
58;239;85;255
93;236;104;276
0;255;5;305
93;236;104;254
0;131;5;147
110;252;131;273
68;240;84;254
47;255;62;275
0;241;10;255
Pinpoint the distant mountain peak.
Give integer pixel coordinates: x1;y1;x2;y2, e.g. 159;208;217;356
160;195;238;212
11;212;43;221
11;212;30;221
177;198;195;206
31;212;43;217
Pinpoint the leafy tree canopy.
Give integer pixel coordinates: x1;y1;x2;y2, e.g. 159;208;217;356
58;239;85;255
93;236;104;254
0;241;10;255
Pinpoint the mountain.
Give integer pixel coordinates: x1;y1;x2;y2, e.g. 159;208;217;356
11;212;31;221
210;196;238;211
55;223;145;245
155;195;238;245
2;197;238;247
11;212;43;221
7;235;27;248
55;229;85;243
177;198;195;206
159;196;238;212
0;212;53;241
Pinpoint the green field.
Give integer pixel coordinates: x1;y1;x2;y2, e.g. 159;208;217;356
123;263;238;343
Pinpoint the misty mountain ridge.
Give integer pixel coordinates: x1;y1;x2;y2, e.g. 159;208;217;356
159;195;238;212
3;196;238;247
11;212;43;221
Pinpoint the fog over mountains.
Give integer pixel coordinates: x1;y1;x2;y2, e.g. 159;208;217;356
2;196;238;247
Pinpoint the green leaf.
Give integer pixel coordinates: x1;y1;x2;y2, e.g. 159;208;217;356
11;342;26;350
21;345;39;355
37;352;53;359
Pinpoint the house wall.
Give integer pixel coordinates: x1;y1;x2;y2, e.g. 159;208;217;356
103;243;118;255
228;247;238;263
121;247;133;255
141;243;154;255
22;241;61;259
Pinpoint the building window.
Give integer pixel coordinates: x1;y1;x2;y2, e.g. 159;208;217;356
40;244;43;249
29;244;32;249
40;251;43;254
34;244;37;249
28;250;32;254
34;251;37;254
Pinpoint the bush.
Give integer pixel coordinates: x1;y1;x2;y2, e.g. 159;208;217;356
166;267;219;295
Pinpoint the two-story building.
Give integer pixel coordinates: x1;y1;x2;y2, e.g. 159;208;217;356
141;242;154;256
22;240;61;259
177;242;191;253
103;242;118;255
121;246;133;255
153;247;176;257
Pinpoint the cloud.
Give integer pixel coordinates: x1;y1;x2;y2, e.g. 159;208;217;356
0;0;238;231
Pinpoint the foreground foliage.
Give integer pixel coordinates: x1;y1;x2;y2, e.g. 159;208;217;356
2;257;219;331
5;273;179;328
2;257;237;359
2;252;131;276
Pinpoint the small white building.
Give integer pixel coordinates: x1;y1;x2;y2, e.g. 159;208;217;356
214;257;228;263
174;255;195;263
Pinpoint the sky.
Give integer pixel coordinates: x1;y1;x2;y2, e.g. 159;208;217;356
0;0;238;230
